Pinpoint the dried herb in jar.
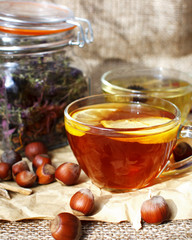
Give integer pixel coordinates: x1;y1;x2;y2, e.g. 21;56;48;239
0;51;88;152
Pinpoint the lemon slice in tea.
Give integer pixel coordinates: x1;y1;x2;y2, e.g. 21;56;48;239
101;117;171;129
72;107;117;124
101;117;179;144
65;107;117;137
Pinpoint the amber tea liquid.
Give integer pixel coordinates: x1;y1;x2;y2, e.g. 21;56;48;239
65;102;180;191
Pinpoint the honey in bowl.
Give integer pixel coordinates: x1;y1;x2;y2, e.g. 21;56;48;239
65;95;180;191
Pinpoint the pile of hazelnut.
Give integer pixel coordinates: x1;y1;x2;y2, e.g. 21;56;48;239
0;141;95;240
0;141;83;188
2;140;189;240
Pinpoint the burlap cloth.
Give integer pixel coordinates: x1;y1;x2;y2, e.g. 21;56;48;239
0;219;191;239
63;0;192;94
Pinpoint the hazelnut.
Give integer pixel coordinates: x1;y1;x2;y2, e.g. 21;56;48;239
32;154;51;172
25;142;47;161
12;160;30;180
36;163;55;184
141;195;170;224
50;212;81;240
173;141;192;162
15;170;37;188
55;162;81;186
1;149;22;166
70;188;94;216
0;162;12;180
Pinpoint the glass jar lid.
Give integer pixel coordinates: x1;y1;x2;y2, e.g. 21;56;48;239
0;0;93;51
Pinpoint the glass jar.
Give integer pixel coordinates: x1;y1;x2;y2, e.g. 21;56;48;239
0;0;93;153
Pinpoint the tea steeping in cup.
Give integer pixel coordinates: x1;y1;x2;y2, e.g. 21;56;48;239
64;94;191;192
101;67;192;123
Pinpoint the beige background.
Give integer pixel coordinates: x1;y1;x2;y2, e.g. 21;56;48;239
39;0;192;93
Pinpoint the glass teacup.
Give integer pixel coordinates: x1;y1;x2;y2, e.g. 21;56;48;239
101;67;192;123
64;94;192;192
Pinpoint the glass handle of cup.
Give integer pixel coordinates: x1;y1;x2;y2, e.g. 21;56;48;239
165;156;192;171
179;124;192;138
160;125;192;176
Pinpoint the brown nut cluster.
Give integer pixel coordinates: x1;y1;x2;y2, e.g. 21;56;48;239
25;142;56;186
15;142;53;187
0;142;56;188
0;142;84;191
0;142;97;240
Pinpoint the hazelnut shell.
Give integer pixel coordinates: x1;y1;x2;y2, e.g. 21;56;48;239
36;163;55;184
70;188;94;216
50;212;81;240
25;142;47;161
55;162;81;186
0;162;12;180
12;160;29;180
32;154;51;172
15;170;37;188
141;195;170;224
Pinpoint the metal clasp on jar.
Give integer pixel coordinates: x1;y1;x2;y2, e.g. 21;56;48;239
67;17;94;47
